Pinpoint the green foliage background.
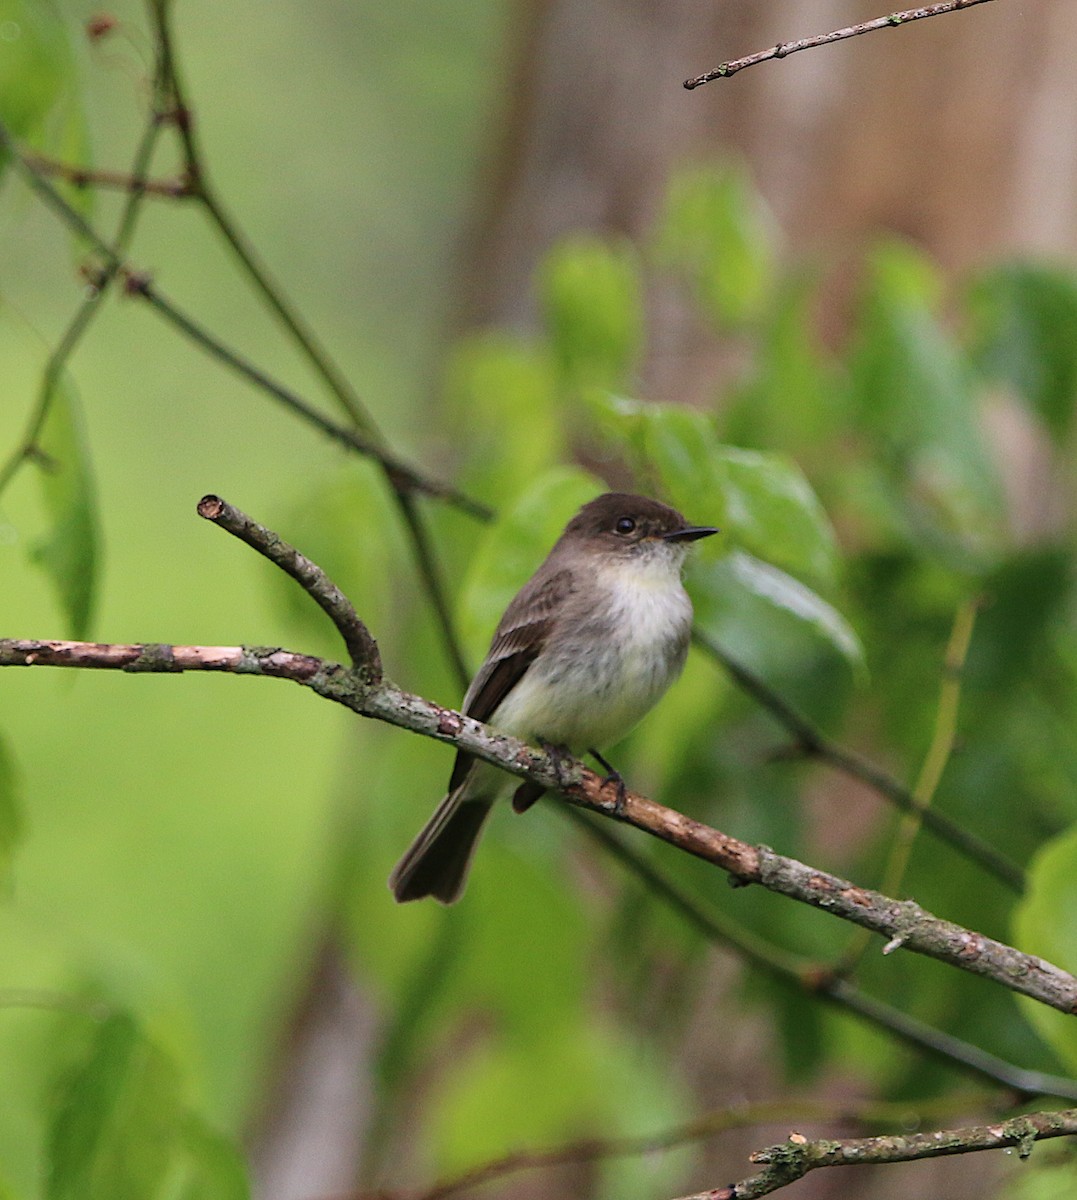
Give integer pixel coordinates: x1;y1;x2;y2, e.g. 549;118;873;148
3;3;1077;1199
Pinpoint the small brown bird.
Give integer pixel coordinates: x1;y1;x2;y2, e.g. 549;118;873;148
389;492;718;903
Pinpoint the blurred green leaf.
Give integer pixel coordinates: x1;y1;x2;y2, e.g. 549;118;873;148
444;332;563;504
847;241;1004;556
655;163;776;327
726;272;838;452
967;263;1077;442
171;1114;250;1200
692;550;863;670
431;1022;688;1200
0;733;21;888
1010;1161;1077;1200
1013;823;1077;1075
539;235;643;392
717;445;838;590
455;467;603;663
47;1012;182;1200
0;0;73;172
30;375;100;640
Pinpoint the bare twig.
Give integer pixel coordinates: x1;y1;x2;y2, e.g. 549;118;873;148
693;631;1025;893
21;151;193;198
0;59;169;502
673;1106;1077;1199
146;1;474;688
839;599;980;971
684;0;998;88
196;494;381;676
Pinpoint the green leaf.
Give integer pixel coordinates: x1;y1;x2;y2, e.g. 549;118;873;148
47;1013;183;1200
717;444;838;589
456;468;604;664
654;162;776;327
171;1114;250;1200
692;550;863;670
443;332;563;504
30;375;101;640
0;0;76;173
847;241;1004;555
1012;822;1077;1075
0;733;22;888
539;235;643;392
967;263;1077;442
726;271;839;451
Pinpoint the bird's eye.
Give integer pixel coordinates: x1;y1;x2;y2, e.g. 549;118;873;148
614;516;636;535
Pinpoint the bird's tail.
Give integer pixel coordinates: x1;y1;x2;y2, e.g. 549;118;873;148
388;790;493;904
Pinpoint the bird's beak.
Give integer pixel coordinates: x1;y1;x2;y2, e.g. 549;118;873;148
662;525;720;543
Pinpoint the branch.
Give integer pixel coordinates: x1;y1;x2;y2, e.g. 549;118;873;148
196;494;381;676
4;495;1077;1023
0;56;169;502
146;1;475;690
675;1107;1077;1199
684;0;998;88
21;151;194;198
693;632;1025;893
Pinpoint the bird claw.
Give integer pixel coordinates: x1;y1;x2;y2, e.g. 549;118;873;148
589;748;627;814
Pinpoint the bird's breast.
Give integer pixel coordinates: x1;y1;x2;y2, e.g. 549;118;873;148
493;557;692;751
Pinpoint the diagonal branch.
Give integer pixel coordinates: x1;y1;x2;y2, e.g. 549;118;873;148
2;496;1075;1018
684;0;998;89
674;1107;1077;1199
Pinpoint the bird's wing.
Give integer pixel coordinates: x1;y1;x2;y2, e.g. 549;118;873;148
447;566;574;793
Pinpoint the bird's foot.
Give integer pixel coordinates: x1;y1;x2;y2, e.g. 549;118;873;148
589;747;627;814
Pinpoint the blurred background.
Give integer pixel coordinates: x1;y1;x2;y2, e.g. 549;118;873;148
2;2;1077;1199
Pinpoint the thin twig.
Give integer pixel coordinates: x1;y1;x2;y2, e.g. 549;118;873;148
146;0;376;437
684;0;998;88
888;598;980;884
21;151;193;198
572;815;1077;1102
196;494;381;676
673;1106;1077;1199
692;631;1025;893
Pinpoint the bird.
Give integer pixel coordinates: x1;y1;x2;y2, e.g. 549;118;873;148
389;491;718;903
